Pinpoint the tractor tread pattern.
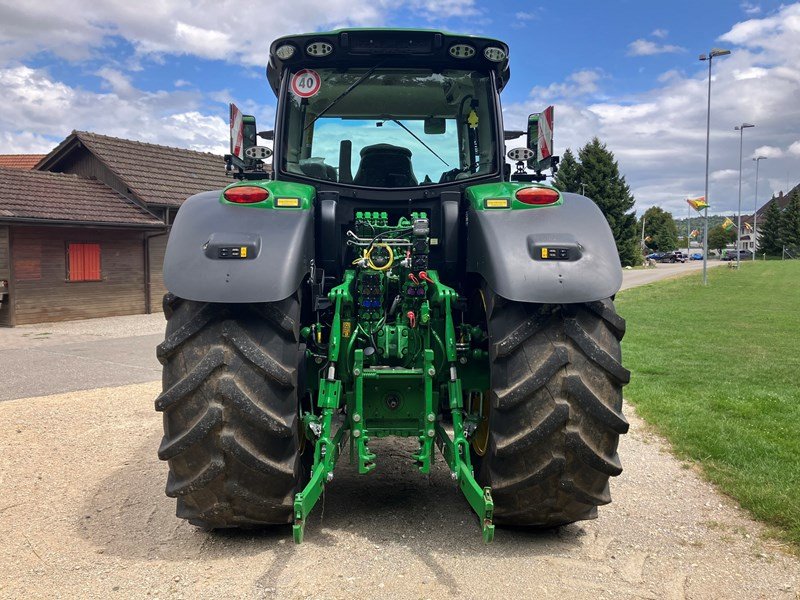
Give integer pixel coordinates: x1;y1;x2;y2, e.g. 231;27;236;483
476;290;628;527
156;295;302;528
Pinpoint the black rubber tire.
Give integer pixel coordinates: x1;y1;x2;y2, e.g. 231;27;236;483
473;287;630;527
155;293;304;528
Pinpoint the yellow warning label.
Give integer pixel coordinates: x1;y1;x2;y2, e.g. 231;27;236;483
240;246;248;258
541;247;548;259
342;321;352;338
467;110;479;129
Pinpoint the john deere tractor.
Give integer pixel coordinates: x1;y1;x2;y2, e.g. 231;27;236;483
156;29;630;543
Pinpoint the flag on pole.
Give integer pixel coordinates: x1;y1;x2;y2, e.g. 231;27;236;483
744;222;753;231
722;217;735;231
690;229;700;238
686;196;709;211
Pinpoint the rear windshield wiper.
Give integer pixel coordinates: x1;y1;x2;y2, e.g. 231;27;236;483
303;62;384;132
391;119;449;167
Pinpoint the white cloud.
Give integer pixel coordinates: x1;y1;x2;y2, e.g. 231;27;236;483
0;65;228;154
741;2;761;15
529;70;603;104
406;0;479;19
503;4;800;216
0;0;390;66
711;169;739;181
651;28;669;39
95;68;137;98
628;39;686;56
515;11;538;21
752;145;783;159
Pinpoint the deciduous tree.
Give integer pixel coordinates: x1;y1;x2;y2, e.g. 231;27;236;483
708;224;735;255
641;206;679;252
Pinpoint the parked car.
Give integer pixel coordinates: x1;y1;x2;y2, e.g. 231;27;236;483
690;252;703;260
659;251;686;263
721;249;753;261
645;252;664;261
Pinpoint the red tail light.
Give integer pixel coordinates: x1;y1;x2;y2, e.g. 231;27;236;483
223;186;269;204
515;187;560;206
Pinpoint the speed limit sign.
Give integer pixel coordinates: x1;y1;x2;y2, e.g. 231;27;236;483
290;69;321;98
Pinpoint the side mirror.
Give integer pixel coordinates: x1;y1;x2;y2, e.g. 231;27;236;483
228;103;268;175
245;146;273;160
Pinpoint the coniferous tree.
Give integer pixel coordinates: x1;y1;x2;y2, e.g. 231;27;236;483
552;148;581;193
759;200;784;256
779;191;800;250
578;138;639;266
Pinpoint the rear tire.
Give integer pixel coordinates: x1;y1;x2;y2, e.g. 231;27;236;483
155;293;305;528
474;287;630;527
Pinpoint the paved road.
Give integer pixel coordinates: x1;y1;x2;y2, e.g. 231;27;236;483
0;314;164;401
620;260;722;290
0;263;718;401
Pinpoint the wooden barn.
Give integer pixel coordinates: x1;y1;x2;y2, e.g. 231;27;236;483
0;167;164;326
0;131;233;326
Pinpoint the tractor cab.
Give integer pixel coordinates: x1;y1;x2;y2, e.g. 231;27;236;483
227;29;555;190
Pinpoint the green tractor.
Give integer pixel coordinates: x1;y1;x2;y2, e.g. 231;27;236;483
156;29;630;543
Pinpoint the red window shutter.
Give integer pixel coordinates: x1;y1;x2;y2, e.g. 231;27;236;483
68;243;101;282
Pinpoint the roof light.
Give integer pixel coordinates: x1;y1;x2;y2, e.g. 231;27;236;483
306;41;333;57
484;46;506;62
449;44;476;59
224;186;269;204
515;187;560;206
275;44;296;60
507;147;535;161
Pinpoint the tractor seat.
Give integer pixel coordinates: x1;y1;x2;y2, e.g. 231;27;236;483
353;144;418;188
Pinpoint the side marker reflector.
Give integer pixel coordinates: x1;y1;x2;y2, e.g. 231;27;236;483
275;197;301;208
484;198;510;209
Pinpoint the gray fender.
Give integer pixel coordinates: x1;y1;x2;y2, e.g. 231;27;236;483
163;191;313;303
467;192;622;304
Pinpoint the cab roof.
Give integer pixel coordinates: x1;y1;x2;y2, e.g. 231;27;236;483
266;28;511;96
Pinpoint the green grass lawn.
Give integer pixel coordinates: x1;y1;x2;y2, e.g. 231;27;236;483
616;261;800;548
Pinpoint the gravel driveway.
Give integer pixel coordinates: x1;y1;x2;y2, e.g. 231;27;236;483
0;383;796;599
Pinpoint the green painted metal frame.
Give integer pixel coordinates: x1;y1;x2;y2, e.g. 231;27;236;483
292;269;494;544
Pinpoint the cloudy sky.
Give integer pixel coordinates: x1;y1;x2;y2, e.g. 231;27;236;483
1;0;799;215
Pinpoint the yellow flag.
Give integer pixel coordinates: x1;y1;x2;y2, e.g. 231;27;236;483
687;197;709;211
722;217;735;231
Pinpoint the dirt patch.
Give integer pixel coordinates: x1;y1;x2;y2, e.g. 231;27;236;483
0;383;797;599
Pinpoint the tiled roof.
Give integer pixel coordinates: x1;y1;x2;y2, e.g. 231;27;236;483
0;167;164;227
0;154;47;170
75;131;235;208
38;131;236;208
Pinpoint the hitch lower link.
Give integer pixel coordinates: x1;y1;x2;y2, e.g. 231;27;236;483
291;273;494;544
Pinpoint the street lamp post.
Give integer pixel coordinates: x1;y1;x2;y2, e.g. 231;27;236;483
735;123;755;269
752;156;767;260
699;48;731;285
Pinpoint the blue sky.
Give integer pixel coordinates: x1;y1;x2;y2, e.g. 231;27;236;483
1;0;799;216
